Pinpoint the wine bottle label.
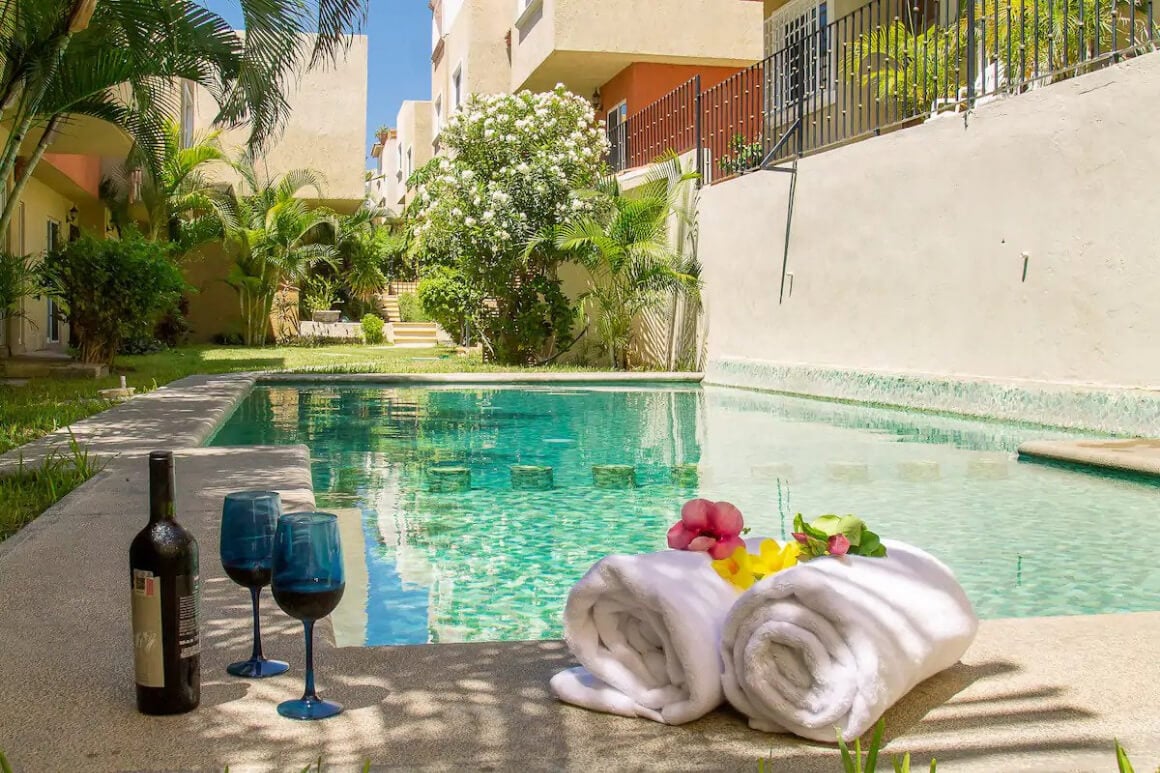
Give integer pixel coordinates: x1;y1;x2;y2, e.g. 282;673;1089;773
132;569;164;688
176;574;201;660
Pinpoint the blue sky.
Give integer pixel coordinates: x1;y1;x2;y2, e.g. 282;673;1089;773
197;1;432;169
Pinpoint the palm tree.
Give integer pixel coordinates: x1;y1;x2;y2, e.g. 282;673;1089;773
334;206;407;304
0;0;368;246
542;156;702;370
221;156;337;346
103;119;232;248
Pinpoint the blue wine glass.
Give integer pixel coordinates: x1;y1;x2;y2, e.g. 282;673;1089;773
271;513;345;720
220;491;290;678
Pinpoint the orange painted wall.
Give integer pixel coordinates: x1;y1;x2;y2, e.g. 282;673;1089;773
599;63;745;119
43;153;102;199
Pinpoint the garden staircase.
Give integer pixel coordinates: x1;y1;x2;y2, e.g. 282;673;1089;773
379;294;402;322
392;322;441;348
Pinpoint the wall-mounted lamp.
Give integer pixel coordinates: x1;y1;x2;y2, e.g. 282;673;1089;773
67;206;78;225
591;88;602;110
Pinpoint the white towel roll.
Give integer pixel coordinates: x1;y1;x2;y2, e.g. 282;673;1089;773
550;547;742;725
721;539;978;742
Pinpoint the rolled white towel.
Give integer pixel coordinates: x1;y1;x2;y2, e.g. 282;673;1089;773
550;547;742;725
721;539;978;742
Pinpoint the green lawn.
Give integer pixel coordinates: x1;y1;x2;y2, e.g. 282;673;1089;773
0;343;591;541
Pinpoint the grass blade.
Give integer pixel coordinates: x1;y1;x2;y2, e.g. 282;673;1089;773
1;749;13;773
837;727;856;773
865;718;885;773
1115;740;1135;773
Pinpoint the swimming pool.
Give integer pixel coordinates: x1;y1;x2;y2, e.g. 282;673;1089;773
210;382;1160;646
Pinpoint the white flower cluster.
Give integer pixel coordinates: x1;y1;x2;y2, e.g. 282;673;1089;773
410;86;608;268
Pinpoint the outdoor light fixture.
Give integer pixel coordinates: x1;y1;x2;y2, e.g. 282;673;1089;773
67;206;78;225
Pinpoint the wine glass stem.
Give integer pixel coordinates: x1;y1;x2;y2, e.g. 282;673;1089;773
249;586;265;662
302;619;318;701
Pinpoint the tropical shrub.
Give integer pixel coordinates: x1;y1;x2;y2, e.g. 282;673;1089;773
220;158;336;346
41;230;186;366
540;155;701;369
407;86;607;363
0;252;38;321
718;135;765;176
397;292;430;323
417;266;483;345
301;275;340;317
360;313;385;344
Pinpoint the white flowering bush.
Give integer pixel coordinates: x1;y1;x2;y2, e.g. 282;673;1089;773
409;86;607;363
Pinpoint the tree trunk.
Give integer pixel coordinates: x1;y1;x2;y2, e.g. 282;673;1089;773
0;115;63;241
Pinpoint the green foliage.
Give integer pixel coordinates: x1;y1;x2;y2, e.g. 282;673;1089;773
1115;739;1136;773
417;266;481;344
833;720;935;773
0;0;370;248
301;275;340;317
0;251;38;320
540;154;701;369
719;134;765;176
41;230;186;366
219;156;336;346
335;207;409;301
361;313;385;344
102;120;232;250
794;514;888;559
397;292;431;323
0;432;104;542
407;87;607;363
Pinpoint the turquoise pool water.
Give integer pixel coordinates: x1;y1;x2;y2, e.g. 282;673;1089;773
210;383;1160;645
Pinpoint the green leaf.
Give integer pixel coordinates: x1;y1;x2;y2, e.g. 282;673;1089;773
858;531;883;557
893;753;911;773
865;718;885;773
837;728;857;773
811;515;845;536
855;737;863;773
1115;739;1135;773
928;759;936;773
1;749;14;773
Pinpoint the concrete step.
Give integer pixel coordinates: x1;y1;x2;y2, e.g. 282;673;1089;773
393;323;437;332
0;358;107;379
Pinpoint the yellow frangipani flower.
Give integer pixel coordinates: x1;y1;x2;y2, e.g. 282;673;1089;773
712;545;756;590
752;539;801;576
712;540;801;591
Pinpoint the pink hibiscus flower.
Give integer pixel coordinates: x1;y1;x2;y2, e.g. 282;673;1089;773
667;499;745;560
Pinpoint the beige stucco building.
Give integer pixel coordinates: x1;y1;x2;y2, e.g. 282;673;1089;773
182;34;369;342
392;99;435;208
1;128;121;359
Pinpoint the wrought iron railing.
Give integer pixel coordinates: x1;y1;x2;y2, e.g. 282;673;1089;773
606;0;1158;182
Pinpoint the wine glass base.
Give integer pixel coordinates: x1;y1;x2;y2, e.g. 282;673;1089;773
227;658;290;679
277;697;344;721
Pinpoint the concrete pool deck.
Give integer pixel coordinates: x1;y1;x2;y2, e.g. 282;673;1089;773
1019;437;1160;478
1;372;1159;771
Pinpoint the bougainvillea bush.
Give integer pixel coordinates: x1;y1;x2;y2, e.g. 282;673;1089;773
409;86;607;364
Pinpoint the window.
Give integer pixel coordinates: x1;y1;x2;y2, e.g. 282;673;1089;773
397;143;404;179
46;219;61;343
406;147;413;178
452;65;463;110
180;81;196;148
434;96;444;135
765;0;829;110
606;102;629;171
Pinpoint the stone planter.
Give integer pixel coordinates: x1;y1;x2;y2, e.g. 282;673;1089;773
312;310;341;324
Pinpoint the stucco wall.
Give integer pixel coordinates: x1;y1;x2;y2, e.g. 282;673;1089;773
193;35;369;205
699;54;1160;391
512;0;764;93
3;178;73;354
397;100;435;200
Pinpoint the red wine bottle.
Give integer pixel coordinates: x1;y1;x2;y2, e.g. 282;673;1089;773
130;451;200;715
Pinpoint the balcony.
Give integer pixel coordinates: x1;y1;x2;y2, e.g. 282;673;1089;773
510;0;764;96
